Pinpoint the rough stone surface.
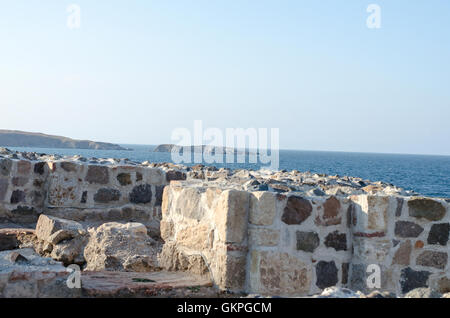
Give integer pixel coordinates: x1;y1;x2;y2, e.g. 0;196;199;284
296;231;320;252
84;222;158;272
249;192;276;226
129;184;152;204
158;242;209;276
404;287;442;298
85;165;109;185
408;198;446;221
416;251;448;270
394;221;424;238
117;173;132;186
324;231;347;251
400;267;431;294
0;159;12;176
35;214;87;265
316;261;338;289
256;251;311;296
281;196;312;225
427;223;450;246
392;240;412;265
93;188;121;203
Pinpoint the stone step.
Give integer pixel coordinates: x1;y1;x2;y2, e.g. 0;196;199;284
81;271;215;297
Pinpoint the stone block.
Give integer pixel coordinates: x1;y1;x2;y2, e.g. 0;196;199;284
249;191;277;226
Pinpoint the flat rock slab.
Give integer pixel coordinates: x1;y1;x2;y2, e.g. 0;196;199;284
81;271;215;297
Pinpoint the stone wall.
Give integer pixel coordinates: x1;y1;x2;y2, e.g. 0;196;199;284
159;181;450;296
0;157;180;236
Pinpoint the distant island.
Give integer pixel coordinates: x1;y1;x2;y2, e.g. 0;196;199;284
153;144;258;155
0;130;131;151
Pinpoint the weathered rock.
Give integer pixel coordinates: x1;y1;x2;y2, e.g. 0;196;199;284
365;290;397;298
35;215;87;265
17;160;32;175
281;196;312;225
117;173;132;186
408;198;446;221
85;165;109;184
392;240;412;265
437;277;450;293
249;192;277;226
324;231;347;251
404;287;442;298
400;267;431;294
158;242;208;276
93;188;121;203
296;231;320;252
0;158;12;176
316;261;338;289
416;251;447;270
253;251;311;295
249;228;279;247
427;223;450;246
394;221;424;238
0;248;79;298
129;184;152;204
316;286;364;298
84;222;158;272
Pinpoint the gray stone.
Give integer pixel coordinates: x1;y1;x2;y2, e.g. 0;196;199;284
316;261;338;289
416;251;448;269
117;173;132;186
296;231;320;253
93;188;121;203
350;264;366;292
129;184;152;204
324;231;347;251
427;223;450;246
408;198;446;221
394;221;424;238
85;165;109;184
400;267;431;294
281;196;312;225
0;158;12;176
0;178;8;201
404;287;441;298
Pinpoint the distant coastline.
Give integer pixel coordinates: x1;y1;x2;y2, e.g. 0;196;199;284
0;130;131;151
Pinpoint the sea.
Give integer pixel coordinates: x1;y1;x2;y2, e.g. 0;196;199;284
6;145;450;199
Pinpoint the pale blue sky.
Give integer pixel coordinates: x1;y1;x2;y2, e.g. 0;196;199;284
1;1;449;155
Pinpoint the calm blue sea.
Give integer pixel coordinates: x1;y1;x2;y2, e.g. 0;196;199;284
7;145;450;199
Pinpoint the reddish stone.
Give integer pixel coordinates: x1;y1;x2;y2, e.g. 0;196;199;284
281;196;312;225
415;240;424;249
17;160;31;175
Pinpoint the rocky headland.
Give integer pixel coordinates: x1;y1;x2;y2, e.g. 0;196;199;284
0;147;449;298
0;130;131;151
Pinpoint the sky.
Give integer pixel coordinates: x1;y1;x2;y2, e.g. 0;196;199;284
0;0;449;155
